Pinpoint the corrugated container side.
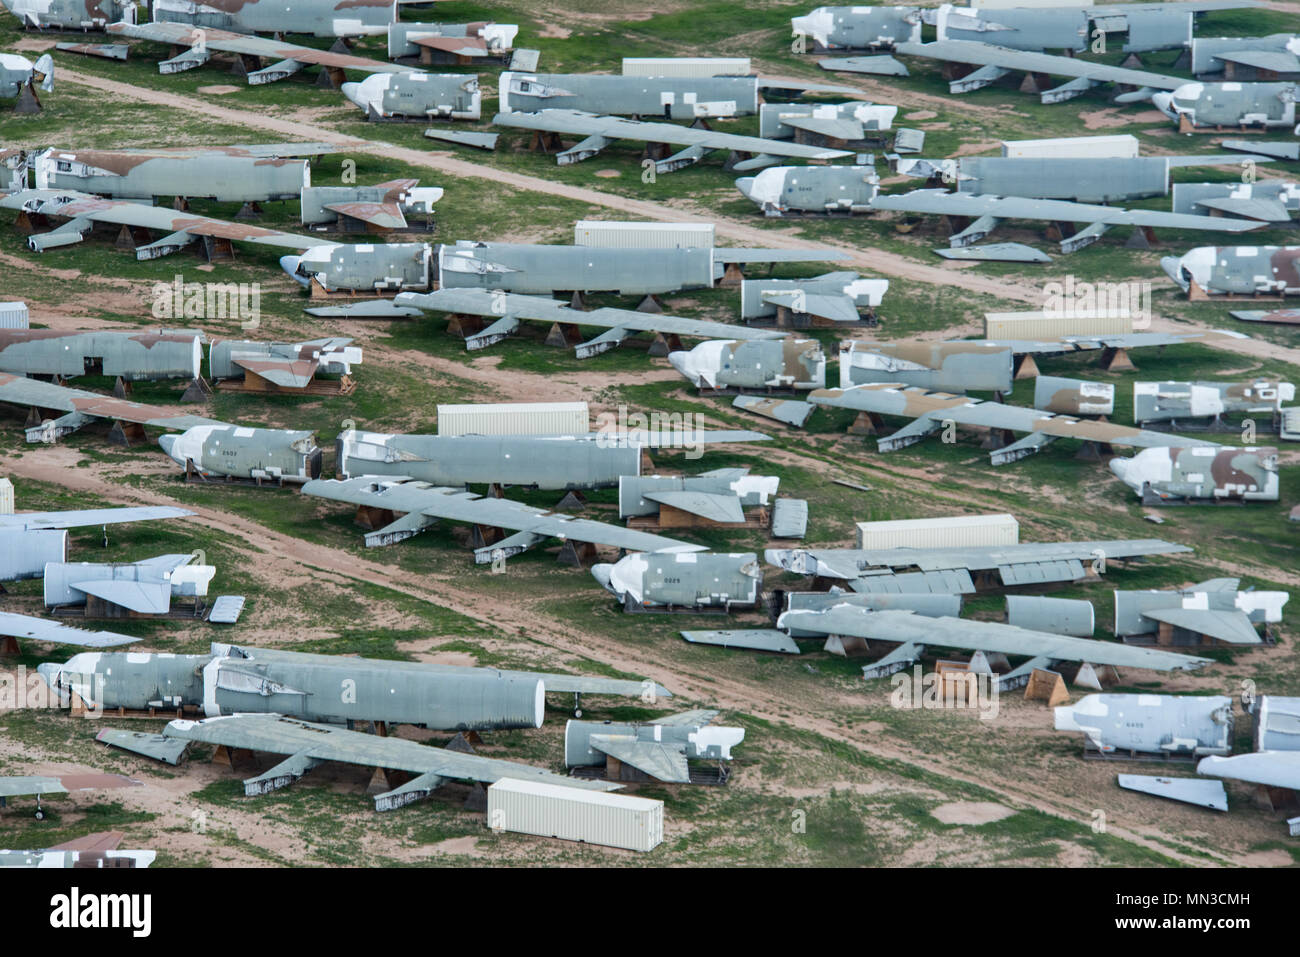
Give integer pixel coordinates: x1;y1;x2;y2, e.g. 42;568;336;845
1000;134;1138;159
0;528;66;582
984;311;1134;340
0;302;30;329
574;220;715;250
855;514;1019;550
487;779;663;852
437;402;589;437
622;57;750;77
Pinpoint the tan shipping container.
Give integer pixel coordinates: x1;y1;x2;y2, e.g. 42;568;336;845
855;514;1020;551
487;778;664;852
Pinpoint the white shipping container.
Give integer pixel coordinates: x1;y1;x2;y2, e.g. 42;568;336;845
487;778;664;853
0;478;12;515
856;514;1019;551
1000;134;1139;159
622;57;750;77
574;220;715;250
984;310;1134;341
437;402;589;437
0;302;30;329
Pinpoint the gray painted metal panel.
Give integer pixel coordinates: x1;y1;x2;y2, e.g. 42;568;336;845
1006;595;1094;636
1117;774;1228;810
208;595;245;624
1252;696;1300;752
846;569;975;594
771;498;808;539
0;330;201;381
0;610;136;647
681;629;801;653
1198;751;1300;790
35;148;308;203
934;243;1052;263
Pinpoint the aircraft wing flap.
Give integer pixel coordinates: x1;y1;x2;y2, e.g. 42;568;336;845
997;558;1085;586
322;200;409;230
97;729;189;766
588;734;691;783
1142;607;1262;645
642;490;746;524
70;579;172;615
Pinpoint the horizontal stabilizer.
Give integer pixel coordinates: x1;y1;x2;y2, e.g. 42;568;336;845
588;733;690;783
70;579;172;615
642;489;746;524
0;611;138;648
681;629;801;653
96;729;189;766
1141;607;1262;645
1117;774;1227;811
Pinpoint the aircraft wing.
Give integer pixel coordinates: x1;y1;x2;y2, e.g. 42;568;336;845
1141;607;1262;645
395;288;785;357
70;579;173;615
301;476;706;557
1197;751;1300;790
0;372;223;435
106;22;413;76
322;201;409;230
642;490;746;524
0;506;193;529
871;190;1264;234
778;607;1212;673
160;714;621;802
231;357;321;389
987;330;1251;355
0;772;138;798
0;776;67;798
893;40;1185;91
587;734;690;783
492;110;856;163
809;383;1220;463
1214;50;1300;74
0;612;139;648
1;190;329;254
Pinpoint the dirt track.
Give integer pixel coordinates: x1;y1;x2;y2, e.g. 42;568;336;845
0;445;1237;866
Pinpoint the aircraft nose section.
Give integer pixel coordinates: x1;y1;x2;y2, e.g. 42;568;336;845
667;350;697;385
1160;255;1188;290
35;663;61;688
590;563;616;595
1151;92;1174;118
735;176;757;201
158;433;178;460
280;255;309;287
1107;456;1134;489
340;82;364;109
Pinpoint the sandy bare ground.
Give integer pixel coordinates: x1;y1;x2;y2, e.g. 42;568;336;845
0;445;1242;867
50;68;1300;369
